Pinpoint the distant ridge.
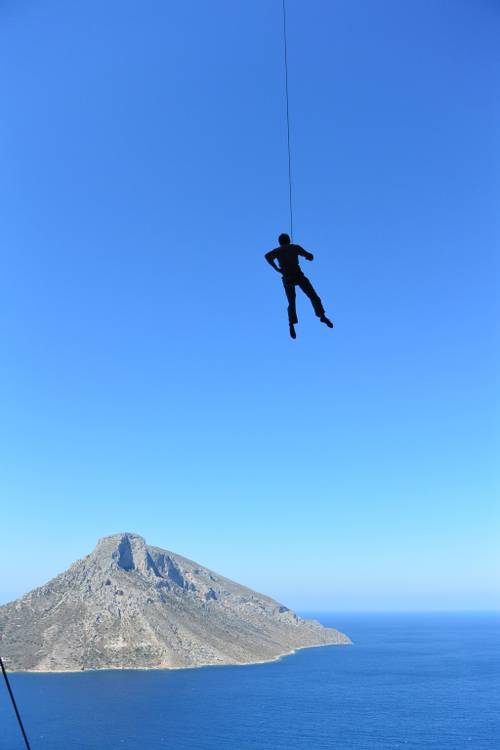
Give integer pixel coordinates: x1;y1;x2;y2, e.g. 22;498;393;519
0;532;350;672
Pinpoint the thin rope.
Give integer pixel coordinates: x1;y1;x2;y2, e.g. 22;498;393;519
282;0;294;241
0;656;32;750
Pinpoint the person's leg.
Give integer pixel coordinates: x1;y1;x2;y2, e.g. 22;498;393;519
283;279;298;324
297;275;325;317
297;275;334;327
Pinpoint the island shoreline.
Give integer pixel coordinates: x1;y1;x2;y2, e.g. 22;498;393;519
8;639;352;675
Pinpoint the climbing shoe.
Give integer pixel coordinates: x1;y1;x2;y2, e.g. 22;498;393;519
320;315;334;328
289;323;297;339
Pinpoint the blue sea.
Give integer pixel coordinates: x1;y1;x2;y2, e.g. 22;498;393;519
2;613;498;749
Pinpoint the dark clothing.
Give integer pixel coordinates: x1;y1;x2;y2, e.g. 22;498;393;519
265;244;313;280
282;273;325;324
265;242;326;325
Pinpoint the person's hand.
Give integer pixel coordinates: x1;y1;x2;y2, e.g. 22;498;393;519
307;254;314;261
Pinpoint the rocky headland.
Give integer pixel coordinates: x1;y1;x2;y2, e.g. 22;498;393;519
0;532;350;671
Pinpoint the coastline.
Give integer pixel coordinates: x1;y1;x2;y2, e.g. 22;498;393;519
10;638;352;675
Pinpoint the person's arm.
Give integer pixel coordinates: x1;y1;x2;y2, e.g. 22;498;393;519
297;245;314;261
265;250;282;273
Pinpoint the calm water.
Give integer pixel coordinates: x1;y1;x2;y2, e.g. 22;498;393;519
2;613;498;749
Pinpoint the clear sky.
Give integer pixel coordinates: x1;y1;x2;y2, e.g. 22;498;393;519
0;0;498;611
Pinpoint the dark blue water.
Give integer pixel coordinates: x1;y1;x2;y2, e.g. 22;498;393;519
2;613;498;749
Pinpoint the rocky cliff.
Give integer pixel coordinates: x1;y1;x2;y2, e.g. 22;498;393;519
0;532;350;671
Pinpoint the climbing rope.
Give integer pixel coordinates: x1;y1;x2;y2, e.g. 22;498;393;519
0;656;32;750
282;0;294;241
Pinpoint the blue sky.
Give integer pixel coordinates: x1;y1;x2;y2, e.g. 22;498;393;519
0;0;498;611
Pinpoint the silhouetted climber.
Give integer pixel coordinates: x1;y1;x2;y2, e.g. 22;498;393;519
265;234;333;339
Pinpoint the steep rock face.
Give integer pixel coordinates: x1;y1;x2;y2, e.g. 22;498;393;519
0;533;350;671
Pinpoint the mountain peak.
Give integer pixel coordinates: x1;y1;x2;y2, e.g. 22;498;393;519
94;531;146;554
94;532;146;570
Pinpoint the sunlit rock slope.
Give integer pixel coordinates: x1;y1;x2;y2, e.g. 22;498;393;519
0;532;350;671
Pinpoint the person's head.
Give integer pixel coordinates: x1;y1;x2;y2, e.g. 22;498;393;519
278;233;291;246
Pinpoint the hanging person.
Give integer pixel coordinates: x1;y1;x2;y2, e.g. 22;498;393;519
265;233;334;339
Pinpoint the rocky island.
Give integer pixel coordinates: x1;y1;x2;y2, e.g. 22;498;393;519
0;532;350;671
